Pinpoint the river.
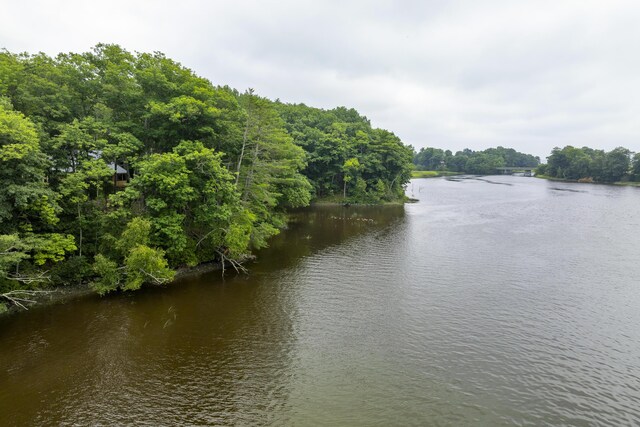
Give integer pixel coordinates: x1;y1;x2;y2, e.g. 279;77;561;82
1;176;639;426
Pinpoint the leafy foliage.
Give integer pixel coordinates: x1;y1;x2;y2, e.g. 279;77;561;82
123;245;174;291
91;254;120;296
275;103;412;202
540;146;636;183
0;45;414;300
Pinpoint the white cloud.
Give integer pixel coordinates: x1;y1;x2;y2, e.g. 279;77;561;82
2;0;639;159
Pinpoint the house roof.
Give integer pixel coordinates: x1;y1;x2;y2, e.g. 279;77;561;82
107;163;128;174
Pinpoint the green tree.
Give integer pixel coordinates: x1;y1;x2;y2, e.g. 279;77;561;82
92;218;174;295
603;147;631;182
0;103;58;232
236;94;311;247
342;157;361;198
631;153;640;181
276;102;412;202
123;245;174;291
543;145;632;183
1;44;415;300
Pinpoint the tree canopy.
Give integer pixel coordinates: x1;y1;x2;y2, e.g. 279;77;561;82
536;146;638;183
276;103;413;203
0;45;414;303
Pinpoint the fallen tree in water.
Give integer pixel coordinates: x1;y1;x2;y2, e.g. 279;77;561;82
1;290;53;310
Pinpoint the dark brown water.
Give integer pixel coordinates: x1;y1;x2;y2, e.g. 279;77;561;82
1;176;640;426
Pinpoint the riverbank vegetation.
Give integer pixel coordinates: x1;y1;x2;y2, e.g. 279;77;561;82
411;170;461;178
0;44;413;306
413;144;640;186
276;103;413;202
413;146;540;174
535;146;640;184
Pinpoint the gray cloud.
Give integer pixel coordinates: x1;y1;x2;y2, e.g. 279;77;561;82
2;0;639;159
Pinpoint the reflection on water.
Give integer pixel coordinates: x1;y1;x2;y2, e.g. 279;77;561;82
1;177;639;426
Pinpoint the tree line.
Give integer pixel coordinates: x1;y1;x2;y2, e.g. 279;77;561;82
0;44;413;305
414;144;640;184
536;146;640;183
413;146;540;174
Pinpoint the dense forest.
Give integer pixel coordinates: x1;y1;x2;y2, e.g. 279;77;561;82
276;103;412;201
0;44;413;306
413;146;540;174
536;146;640;183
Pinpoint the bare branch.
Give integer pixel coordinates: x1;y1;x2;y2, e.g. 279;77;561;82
1;290;54;310
216;250;226;276
7;271;51;285
195;227;226;248
215;250;248;276
228;257;248;274
138;268;171;285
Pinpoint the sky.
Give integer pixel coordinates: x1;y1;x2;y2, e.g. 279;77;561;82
2;0;640;159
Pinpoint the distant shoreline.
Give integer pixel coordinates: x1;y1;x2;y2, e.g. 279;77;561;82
411;170;463;178
535;175;640;187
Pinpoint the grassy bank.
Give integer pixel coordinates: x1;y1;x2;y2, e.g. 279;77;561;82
613;181;640;187
535;174;569;182
411;170;462;178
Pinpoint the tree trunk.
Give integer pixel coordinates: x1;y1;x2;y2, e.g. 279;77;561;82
113;159;117;193
77;202;83;258
243;126;262;202
236;115;250;186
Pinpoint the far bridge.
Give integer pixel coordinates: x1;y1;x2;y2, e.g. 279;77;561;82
496;166;536;176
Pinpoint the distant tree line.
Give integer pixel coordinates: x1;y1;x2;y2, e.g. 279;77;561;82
0;44;413;305
413;146;540;174
536;146;640;183
414;144;640;183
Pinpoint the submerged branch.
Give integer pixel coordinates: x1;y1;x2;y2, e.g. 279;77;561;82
1;290;54;310
215;250;249;276
228;257;248;274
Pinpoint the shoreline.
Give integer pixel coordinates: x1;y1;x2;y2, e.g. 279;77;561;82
310;196;407;206
535;175;640;187
0;256;256;317
1;199;404;316
411;170;463;178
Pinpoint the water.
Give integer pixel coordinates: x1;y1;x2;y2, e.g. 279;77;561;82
1;176;640;426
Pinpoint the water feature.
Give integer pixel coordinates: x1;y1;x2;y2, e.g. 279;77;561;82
1;176;639;425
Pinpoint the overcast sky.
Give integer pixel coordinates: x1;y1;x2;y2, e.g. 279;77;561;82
2;0;640;159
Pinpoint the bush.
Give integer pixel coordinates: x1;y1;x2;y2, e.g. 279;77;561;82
91;254;121;296
50;256;92;286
